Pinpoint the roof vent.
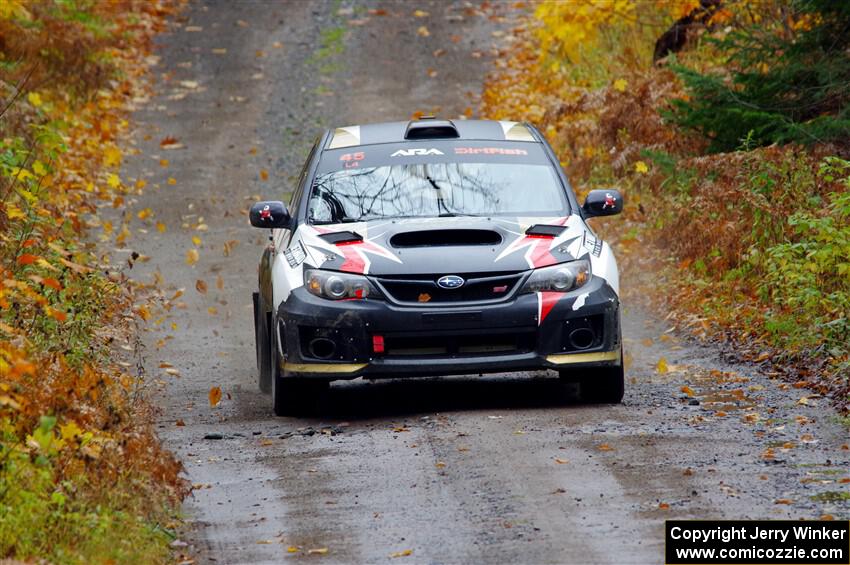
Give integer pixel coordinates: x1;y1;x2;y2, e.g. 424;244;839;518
405;118;460;140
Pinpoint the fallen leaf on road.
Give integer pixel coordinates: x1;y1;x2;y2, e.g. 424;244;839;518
597;444;614;451
175;419;185;426
658;502;670;510
413;9;429;17
307;548;328;555
156;221;166;233
656;357;668;374
207;306;218;315
191;235;202;246
554;458;569;464
683;468;694;476
223;239;239;256
680;385;695;397
774;499;793;505
260;439;274;446
168;177;177;185
159;158;169;167
287;546;299;553
195;279;208;294
185;249;199;265
821;514;835;520
390;549;413;558
435;461;446;469
209;386;222;407
160;136;182;149
417;26;430;37
216;274;224;290
260;169;269;181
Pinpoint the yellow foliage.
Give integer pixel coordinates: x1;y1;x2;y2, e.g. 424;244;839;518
0;0;31;21
535;0;636;62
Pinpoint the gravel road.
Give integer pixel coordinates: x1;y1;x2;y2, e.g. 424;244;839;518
121;1;850;563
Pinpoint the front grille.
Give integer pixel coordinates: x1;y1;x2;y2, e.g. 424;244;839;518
384;329;536;357
373;271;524;304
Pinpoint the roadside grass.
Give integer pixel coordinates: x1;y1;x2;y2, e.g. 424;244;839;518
0;1;187;562
481;3;850;411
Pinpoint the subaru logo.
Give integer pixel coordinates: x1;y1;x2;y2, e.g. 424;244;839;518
437;275;465;289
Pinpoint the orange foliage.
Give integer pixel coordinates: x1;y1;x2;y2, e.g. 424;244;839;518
0;0;189;545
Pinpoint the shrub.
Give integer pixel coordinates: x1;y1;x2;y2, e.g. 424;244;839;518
669;0;850;151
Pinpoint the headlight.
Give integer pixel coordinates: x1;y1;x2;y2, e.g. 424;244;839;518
304;269;380;300
519;260;591;294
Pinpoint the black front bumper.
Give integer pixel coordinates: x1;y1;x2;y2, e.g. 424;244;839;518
276;276;621;380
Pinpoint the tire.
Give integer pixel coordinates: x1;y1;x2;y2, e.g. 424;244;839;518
577;361;624;404
254;293;272;394
270;315;326;417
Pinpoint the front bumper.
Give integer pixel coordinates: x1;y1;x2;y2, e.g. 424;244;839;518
276;276;621;380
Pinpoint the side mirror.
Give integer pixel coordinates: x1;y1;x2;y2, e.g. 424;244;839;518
582;189;623;218
249;201;291;229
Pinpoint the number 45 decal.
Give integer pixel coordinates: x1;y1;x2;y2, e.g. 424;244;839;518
339;152;365;168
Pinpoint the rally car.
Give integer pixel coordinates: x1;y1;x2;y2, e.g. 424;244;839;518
250;118;624;416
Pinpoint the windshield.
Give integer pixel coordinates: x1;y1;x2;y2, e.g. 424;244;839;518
308;163;567;224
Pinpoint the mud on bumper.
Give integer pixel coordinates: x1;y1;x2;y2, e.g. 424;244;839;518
275;276;621;380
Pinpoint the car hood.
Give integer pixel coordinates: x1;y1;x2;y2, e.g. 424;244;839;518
297;215;593;276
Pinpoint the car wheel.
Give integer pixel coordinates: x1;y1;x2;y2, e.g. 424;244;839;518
270;316;326;417
577;358;624;404
254;293;272;394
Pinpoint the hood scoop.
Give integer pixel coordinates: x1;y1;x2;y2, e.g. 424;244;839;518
390;229;502;248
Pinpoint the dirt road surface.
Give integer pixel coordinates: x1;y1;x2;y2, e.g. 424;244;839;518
121;2;850;563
